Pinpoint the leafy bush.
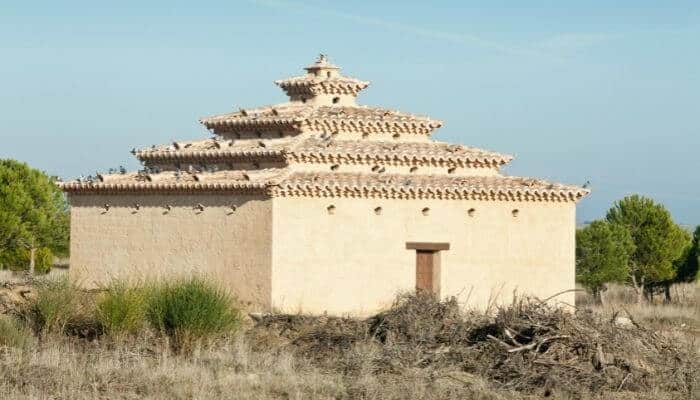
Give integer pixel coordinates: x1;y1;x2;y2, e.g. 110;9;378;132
97;282;149;336
146;277;241;347
0;316;34;349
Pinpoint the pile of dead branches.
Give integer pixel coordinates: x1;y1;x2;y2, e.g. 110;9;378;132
248;293;697;398
0;281;36;317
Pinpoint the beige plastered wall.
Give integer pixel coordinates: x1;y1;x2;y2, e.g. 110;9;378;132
271;197;576;316
68;193;272;310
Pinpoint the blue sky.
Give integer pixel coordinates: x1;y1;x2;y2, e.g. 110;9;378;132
1;1;698;224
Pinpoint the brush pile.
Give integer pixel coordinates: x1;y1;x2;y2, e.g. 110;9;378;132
248;293;698;398
0;281;35;317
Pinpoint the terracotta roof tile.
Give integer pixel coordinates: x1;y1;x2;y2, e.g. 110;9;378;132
60;170;282;193
135;138;290;161
62;169;588;202
291;138;512;167
135;136;512;167
200;104;443;135
275;75;370;96
275;172;589;201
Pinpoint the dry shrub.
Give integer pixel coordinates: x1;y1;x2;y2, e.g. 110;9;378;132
25;276;102;339
249;293;698;399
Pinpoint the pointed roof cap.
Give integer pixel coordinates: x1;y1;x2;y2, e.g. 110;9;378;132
304;54;340;72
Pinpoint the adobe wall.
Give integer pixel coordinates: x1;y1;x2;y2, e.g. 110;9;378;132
68;193;273;310
271;197;576;316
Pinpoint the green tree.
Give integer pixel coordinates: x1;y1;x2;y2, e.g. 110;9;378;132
576;220;634;304
676;226;699;283
0;159;69;274
654;227;694;302
605;195;690;302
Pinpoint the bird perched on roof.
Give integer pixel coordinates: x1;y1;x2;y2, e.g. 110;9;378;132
582;180;591;189
119;166;127;174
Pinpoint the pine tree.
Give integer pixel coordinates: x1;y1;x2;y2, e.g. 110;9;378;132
0;159;69;274
605;195;690;302
576;220;634;304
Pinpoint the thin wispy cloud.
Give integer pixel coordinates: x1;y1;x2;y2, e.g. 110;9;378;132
250;0;569;62
534;32;616;53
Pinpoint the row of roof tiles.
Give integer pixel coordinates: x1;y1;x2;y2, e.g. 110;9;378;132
61;170;588;202
275;75;370;96
199;104;443;135
135;136;513;168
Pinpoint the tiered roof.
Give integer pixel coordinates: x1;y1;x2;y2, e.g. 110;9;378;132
60;170;276;193
60;169;586;201
277;172;588;201
135;137;512;168
199;104;443;135
62;55;589;203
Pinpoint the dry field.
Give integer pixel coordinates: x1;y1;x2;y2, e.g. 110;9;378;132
576;283;699;346
0;276;698;400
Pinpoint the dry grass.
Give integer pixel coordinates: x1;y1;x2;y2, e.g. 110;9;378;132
0;282;698;400
0;334;518;400
576;282;700;350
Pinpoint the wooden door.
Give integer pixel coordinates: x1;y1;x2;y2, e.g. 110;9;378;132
416;250;434;293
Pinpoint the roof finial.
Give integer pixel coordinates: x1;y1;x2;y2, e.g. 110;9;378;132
305;54;339;72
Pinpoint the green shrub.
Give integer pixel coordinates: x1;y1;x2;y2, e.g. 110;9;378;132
97;282;149;336
146;277;241;347
0;316;34;349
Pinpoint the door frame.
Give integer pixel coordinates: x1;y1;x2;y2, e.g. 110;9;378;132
406;242;450;297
